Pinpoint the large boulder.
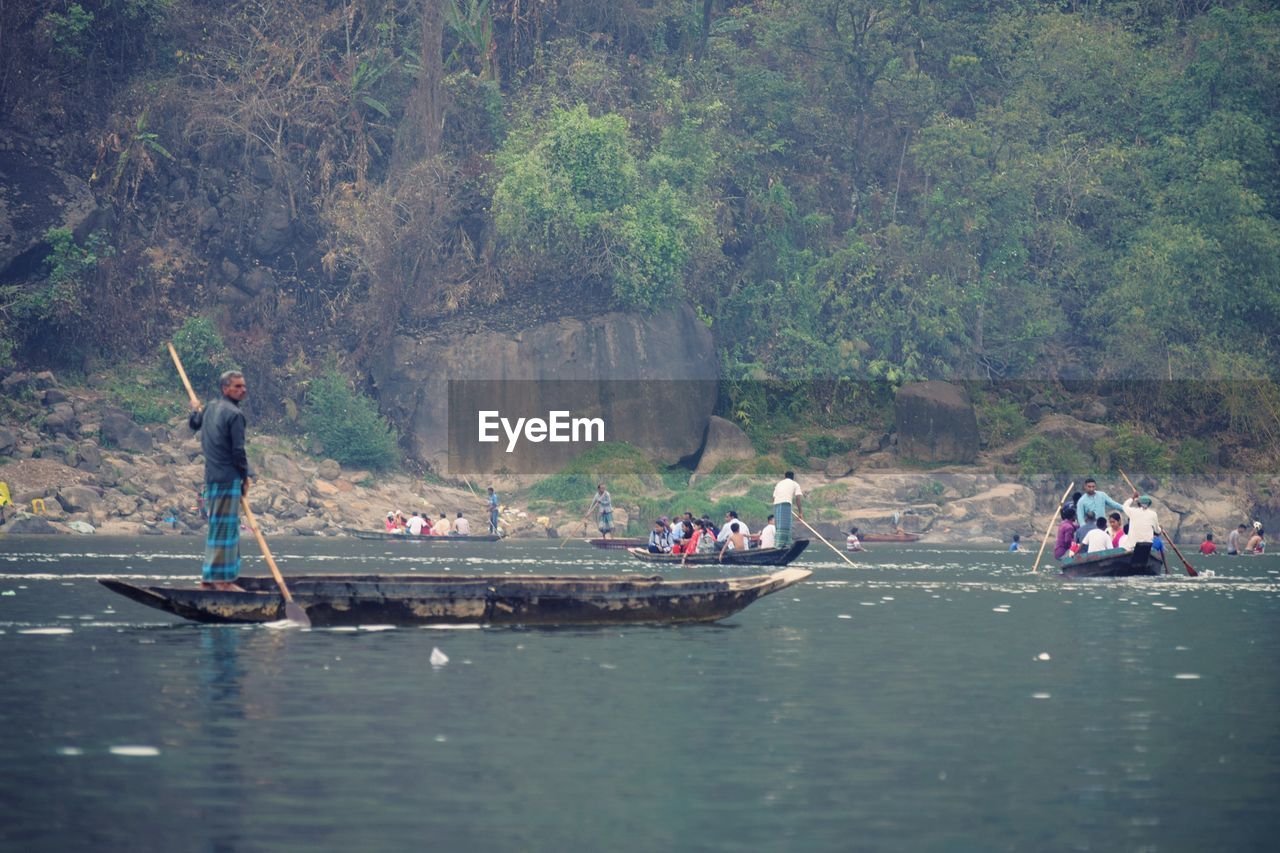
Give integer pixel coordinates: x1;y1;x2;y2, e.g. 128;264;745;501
372;305;718;473
0;425;15;455
99;412;154;453
894;381;979;464
691;416;755;483
55;485;103;514
41;402;79;436
6;515;59;534
0;133;100;279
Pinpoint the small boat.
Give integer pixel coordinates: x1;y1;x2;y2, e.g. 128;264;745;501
344;529;501;542
589;534;762;550
1059;543;1166;578
627;540;810;567
98;569;812;627
587;537;647;549
858;531;922;543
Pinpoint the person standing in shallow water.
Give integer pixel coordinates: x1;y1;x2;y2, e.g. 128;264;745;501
188;370;254;592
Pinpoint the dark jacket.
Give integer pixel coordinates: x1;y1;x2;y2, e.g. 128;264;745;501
189;397;253;484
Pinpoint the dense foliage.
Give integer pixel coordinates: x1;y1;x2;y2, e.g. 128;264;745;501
2;0;1278;451
300;368;400;470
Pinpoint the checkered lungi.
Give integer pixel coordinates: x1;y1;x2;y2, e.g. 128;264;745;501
774;502;794;548
202;480;243;582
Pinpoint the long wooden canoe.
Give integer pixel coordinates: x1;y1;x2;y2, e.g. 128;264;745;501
627;540;810;566
1058;543;1166;578
98;569;811;627
344;529;502;542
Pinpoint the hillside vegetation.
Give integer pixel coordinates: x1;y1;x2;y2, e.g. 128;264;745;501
2;0;1278;454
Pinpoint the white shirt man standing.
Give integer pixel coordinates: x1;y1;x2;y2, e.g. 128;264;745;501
771;472;804;548
1122;494;1160;546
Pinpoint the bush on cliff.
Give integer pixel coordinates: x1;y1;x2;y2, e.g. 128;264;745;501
301;369;399;471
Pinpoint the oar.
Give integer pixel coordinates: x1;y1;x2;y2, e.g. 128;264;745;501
167;343;311;624
797;516;857;568
560;517;588;548
1119;468;1197;577
1031;481;1074;573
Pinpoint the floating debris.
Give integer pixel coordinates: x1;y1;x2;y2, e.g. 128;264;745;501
430;647;449;667
18;627;73;635
109;745;160;757
1036;653;1051;661
1174;673;1201;680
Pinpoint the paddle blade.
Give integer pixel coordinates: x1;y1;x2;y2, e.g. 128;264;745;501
285;601;311;627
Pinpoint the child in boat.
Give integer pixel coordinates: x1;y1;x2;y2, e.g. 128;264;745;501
719;522;748;556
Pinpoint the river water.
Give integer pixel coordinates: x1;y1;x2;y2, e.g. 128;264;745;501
0;535;1276;852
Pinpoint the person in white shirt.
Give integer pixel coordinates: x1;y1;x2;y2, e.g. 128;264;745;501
407;512;426;536
759;515;776;549
771;472;804;548
1122;494;1160;546
453;512;471;536
846;526;864;552
1079;517;1112;555
716;510;751;545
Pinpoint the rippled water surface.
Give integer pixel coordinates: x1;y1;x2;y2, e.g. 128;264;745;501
1;535;1277;852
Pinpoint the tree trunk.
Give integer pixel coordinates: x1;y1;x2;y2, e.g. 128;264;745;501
392;0;445;177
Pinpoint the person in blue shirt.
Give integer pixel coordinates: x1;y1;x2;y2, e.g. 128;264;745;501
1008;534;1021;552
486;486;500;534
1076;478;1124;527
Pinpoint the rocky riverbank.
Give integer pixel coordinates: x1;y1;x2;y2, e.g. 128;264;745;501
0;370;1271;545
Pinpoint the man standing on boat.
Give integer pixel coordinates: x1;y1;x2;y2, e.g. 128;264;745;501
486;486;500;535
1122;494;1160;547
1076;478;1124;528
772;471;804;549
587;483;614;538
188;370;253;592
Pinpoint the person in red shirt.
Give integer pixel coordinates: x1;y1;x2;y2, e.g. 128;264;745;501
1199;533;1217;555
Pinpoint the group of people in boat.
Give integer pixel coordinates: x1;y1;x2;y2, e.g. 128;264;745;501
643;510;775;556
385;509;472;536
1054;478;1166;561
380;486;503;536
587;472;808;558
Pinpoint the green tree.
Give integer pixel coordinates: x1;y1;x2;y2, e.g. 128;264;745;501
301;369;400;470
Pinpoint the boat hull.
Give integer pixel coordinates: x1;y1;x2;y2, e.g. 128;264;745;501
627;540;809;566
99;569;812;627
1059;544;1166;578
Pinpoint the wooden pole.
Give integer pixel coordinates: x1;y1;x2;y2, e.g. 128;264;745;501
797;517;858;568
1031;482;1074;574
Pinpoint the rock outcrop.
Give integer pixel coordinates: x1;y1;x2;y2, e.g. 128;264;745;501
0;133;100;279
894;381;979;464
372;305;718;473
691;416;755;483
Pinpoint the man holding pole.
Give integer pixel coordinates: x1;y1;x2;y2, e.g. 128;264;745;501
771;471;804;549
188;370;253;591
